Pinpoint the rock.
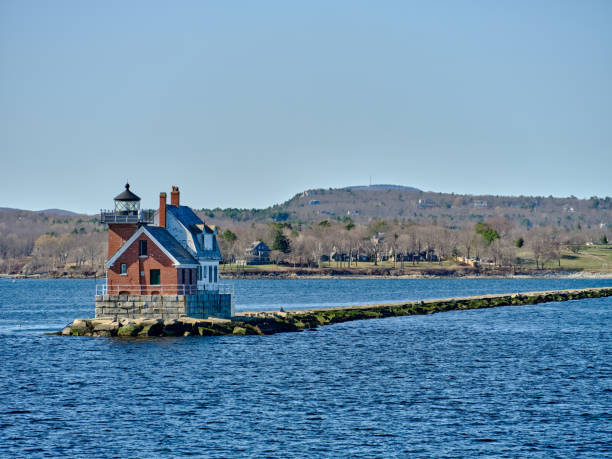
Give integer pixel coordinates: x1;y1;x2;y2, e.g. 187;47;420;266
72;319;87;329
163;321;184;336
244;324;263;335
61;326;72;336
232;326;246;336
134;318;158;326
93;320;119;332
70;319;89;335
117;323;142;337
198;327;220;336
93;330;112;337
183;331;191;337
138;321;164;337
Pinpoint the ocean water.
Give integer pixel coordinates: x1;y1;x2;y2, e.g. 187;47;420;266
0;278;611;457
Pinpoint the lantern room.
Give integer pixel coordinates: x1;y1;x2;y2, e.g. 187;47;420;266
100;183;152;225
113;183;140;214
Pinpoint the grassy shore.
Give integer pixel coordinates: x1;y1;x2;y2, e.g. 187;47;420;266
219;246;612;278
6;246;612;279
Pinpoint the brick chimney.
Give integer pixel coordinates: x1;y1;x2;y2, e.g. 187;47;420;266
159;192;167;228
171;186;180;206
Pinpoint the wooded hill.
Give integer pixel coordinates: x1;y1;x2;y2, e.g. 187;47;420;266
0;208;106;275
0;185;610;276
201;185;611;231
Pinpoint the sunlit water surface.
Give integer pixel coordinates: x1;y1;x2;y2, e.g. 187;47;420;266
0;278;611;457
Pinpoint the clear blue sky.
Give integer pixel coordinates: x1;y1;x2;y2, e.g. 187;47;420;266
1;0;610;213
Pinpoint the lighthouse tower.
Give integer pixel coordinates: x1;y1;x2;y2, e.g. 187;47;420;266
100;183;151;258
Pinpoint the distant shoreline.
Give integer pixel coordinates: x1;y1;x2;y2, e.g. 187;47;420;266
4;269;612;280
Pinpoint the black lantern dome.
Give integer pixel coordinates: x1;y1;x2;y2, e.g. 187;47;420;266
114;183;141;214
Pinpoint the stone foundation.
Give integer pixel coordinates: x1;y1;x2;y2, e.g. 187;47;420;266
94;292;233;320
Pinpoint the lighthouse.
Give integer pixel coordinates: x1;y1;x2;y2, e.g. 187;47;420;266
96;184;233;320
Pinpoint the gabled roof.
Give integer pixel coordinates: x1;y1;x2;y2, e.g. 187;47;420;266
248;241;271;251
105;225;198;268
145;226;199;265
166;205;203;227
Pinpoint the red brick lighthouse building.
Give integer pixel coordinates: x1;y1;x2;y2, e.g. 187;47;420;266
95;184;232;319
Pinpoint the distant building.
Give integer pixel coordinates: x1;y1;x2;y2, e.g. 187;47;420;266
309;200;320;205
417;198;436;208
471;200;488;208
371;232;385;245
245;241;271;265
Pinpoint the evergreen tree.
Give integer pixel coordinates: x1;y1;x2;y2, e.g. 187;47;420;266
222;229;237;243
272;229;291;253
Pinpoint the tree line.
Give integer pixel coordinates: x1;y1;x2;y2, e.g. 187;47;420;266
0;208;609;275
0;210;106;275
216;216;611;270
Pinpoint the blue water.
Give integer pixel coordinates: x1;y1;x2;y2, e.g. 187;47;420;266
0;278;611;457
229;277;612;310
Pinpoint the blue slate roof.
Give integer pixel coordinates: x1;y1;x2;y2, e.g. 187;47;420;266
165;205;221;260
166;205;203;227
145;226;198;265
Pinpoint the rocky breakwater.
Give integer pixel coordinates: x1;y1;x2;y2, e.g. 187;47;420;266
58;317;254;337
55;287;612;338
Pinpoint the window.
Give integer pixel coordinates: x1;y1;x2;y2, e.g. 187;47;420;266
150;269;160;285
214;266;218;283
198;265;202;281
120;263;127;275
139;240;148;256
180;269;185;284
208;266;212;283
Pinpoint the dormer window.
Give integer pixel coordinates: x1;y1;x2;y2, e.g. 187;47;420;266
139;240;148;257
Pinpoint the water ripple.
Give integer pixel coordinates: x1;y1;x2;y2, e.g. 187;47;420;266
0;278;611;457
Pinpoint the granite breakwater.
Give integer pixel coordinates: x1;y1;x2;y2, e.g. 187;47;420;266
54;287;612;338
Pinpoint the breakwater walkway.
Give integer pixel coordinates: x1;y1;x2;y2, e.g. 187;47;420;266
56;287;612;338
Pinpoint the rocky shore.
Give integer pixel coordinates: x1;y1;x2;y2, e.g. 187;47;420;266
57;317;244;337
54;287;612;338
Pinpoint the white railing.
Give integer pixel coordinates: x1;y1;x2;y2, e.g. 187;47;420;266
205;283;233;294
96;284;199;295
96;282;234;297
99;209;154;224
